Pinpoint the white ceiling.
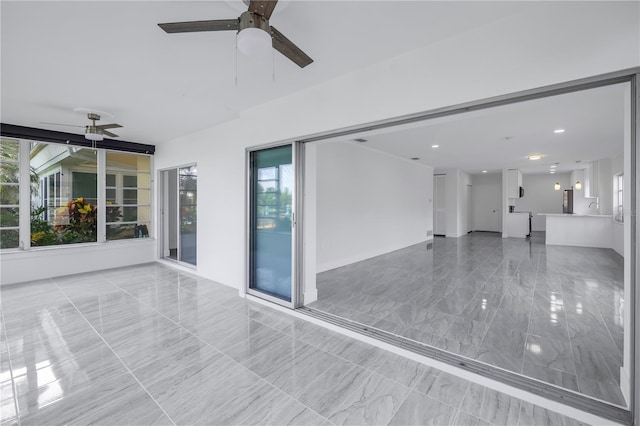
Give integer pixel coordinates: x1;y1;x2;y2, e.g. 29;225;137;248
1;1;528;143
338;82;626;175
0;1;633;175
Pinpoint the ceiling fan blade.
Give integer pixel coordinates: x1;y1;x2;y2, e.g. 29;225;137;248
102;130;119;138
97;123;122;130
40;121;83;128
270;26;313;68
248;0;278;20
158;19;238;33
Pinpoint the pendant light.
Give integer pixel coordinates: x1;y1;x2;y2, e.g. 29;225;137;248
554;182;561;191
575;181;582;190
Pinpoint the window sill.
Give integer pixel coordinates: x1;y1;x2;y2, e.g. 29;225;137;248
1;237;155;256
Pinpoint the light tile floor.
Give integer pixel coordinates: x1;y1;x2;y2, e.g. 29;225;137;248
311;232;625;406
1;262;588;425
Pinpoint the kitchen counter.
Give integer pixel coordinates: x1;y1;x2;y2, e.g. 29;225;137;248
540;213;614;218
538;213;613;248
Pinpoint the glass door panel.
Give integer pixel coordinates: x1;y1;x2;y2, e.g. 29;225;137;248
179;165;197;265
249;145;293;303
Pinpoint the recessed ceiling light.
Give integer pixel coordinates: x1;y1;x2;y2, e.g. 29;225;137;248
550;165;557;168
482;170;488;173
550;171;556;174
431;144;439;148
410;157;420;161
528;155;543;160
554;129;565;133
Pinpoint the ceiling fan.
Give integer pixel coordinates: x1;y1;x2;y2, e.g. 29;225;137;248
42;112;122;141
158;0;313;68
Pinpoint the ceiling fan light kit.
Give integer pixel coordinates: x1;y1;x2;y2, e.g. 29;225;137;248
158;0;313;68
85;126;104;141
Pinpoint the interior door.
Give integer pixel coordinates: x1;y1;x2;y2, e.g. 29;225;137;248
434;175;446;236
248;144;298;307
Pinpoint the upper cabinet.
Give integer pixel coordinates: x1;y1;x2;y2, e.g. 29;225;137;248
585;161;599;198
507;169;523;198
571;162;599;198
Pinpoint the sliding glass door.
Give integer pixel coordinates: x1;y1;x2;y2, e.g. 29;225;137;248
247;144;299;307
160;165;197;266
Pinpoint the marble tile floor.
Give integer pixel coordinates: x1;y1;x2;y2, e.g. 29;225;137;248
311;232;626;406
1;262;590;425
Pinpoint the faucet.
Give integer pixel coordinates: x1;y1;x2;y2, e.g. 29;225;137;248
588;198;599;209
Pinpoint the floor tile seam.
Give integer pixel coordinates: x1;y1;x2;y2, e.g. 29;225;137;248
110;278;305;400
0;311;20;426
53;282;178;426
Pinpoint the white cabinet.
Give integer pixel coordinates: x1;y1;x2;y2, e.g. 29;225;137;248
571;166;598;198
507;169;523;199
585;161;599;198
507;213;529;238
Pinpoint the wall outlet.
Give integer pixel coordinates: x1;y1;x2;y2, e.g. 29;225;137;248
427;230;433;236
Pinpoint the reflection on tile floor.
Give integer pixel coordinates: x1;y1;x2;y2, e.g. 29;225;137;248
1;262;588;425
311;232;625;406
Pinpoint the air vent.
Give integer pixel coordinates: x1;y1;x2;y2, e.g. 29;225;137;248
354;138;368;143
426;242;433;251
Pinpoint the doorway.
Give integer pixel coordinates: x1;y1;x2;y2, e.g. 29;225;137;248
160;165;197;266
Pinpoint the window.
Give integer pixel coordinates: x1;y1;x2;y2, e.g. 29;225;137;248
106;152;151;240
614;173;623;222
0;139;20;249
0;139;153;250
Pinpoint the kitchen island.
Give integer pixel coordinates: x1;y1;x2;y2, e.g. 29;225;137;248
538;213;614;248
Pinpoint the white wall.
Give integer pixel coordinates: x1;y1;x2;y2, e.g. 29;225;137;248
513;173;570;231
471;173;502;232
0;239;156;285
315;142;433;272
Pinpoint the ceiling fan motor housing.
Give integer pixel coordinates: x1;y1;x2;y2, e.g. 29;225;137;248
239;11;270;34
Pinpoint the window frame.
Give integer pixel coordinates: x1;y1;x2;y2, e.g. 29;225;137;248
615;172;624;223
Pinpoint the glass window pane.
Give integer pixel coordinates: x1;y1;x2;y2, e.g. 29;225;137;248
0;207;19;227
0;229;19;249
30;143;97;246
107;224;136;240
123;175;137;188
0;185;19;205
105;153;152;241
250;145;292;302
106;189;116;203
